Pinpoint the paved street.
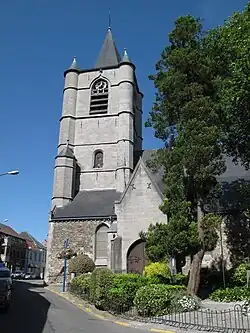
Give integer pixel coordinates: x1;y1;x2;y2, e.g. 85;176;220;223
0;280;150;333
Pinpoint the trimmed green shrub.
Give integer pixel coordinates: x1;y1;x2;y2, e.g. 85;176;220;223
108;273;148;312
134;284;186;316
91;268;114;310
146;275;169;285
209;287;250;302
231;263;250;287
143;262;170;279
108;287;132;313
70;274;91;300
68;254;95;275
107;273;170;312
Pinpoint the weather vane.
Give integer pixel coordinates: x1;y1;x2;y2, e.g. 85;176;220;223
108;10;111;29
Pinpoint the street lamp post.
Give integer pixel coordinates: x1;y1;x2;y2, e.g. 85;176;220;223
0;170;19;177
62;239;69;292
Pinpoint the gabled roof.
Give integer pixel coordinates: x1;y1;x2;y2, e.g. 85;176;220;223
0;223;25;240
115;150;164;205
19;232;46;250
52;190;120;221
95;28;121;69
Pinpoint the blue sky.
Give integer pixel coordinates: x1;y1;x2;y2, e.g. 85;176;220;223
0;0;248;242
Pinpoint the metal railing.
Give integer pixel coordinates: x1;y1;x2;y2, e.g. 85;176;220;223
120;304;250;333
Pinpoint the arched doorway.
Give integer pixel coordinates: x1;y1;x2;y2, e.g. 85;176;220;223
127;239;148;274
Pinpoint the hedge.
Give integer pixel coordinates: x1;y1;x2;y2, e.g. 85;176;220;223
134;284;186;316
209;287;250;302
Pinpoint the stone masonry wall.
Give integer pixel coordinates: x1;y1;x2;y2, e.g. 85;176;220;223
115;161;166;272
46;219;104;284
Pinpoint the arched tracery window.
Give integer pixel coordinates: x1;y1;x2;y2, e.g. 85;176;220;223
95;224;108;259
93;150;103;168
90;79;109;114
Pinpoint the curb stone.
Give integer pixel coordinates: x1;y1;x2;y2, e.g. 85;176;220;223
45;287;175;333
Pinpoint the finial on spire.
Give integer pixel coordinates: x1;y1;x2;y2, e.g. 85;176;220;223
66;139;69;147
108;10;111;30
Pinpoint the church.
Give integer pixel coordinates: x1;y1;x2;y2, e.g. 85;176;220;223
45;27;250;284
45;27;167;283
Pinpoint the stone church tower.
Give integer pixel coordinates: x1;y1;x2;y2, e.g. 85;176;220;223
52;27;143;207
45;28;166;284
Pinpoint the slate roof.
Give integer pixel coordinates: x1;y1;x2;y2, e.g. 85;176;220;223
95;28;121;69
121;49;131;63
69;56;78;70
52;189;120;220
141;150;165;194
19;232;46;250
57;145;75;159
142;150;250;213
0;223;25;240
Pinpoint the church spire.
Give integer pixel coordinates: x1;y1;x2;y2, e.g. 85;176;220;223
121;48;131;63
94;27;121;69
69;56;78;70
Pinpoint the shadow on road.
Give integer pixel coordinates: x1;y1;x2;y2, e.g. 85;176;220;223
0;281;50;333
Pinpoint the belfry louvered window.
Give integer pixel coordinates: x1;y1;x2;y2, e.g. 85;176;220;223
90;79;109;114
95;224;108;259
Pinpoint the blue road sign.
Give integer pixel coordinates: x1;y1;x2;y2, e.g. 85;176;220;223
64;239;69;249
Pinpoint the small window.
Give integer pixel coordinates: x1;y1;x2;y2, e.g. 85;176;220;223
90;79;108;114
94;151;103;168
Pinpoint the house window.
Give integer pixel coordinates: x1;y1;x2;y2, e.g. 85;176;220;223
93;150;103;168
90;79;108;114
95;224;108;259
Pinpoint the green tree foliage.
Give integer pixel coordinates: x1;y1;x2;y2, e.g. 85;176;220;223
206;4;250;168
145;15;224;294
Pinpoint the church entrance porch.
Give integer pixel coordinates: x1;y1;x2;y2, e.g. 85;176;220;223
127;239;148;274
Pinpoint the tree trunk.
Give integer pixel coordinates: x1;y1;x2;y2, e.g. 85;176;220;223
187;248;205;295
187;200;205;295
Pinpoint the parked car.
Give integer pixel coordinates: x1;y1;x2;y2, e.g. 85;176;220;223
11;271;25;279
24;273;37;280
0;279;11;312
0;267;12;288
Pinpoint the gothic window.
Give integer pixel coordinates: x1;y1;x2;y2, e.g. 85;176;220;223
95;224;108;259
93;150;103;168
90;79;109;114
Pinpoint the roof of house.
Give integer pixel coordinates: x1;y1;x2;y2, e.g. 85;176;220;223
94;28;121;69
0;223;25;240
19;232;46;250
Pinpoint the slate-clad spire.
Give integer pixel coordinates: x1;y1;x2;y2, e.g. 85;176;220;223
121;48;131;63
95;28;121;68
68;56;79;70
